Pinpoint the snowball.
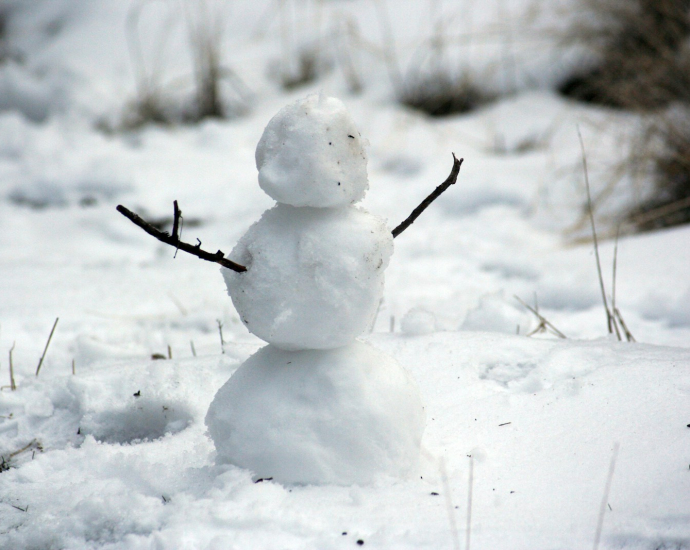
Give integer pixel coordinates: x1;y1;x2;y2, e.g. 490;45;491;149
223;204;393;350
205;341;426;485
401;307;437;335
255;94;369;207
461;291;533;335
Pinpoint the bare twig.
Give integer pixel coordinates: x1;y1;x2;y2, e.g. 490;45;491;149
514;295;567;339
190;340;197;357
116;203;246;272
392;154;463;237
172;200;181;241
9;341;16;391
593;443;620;550
578;129;614;335
35;317;59;377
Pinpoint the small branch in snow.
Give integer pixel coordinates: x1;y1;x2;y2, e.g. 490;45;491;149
391;154;463;238
116;203;247;272
35;317;59;377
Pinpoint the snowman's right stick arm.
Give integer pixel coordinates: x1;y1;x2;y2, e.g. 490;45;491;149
116;203;248;272
391;153;463;238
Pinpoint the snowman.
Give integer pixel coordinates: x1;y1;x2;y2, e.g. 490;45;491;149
205;94;427;485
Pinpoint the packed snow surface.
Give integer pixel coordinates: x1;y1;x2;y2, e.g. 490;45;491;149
206;341;425;485
223;203;393;350
256;94;369;207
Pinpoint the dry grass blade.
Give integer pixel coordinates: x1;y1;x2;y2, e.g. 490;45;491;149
217;319;225;354
610;226;622;340
439;458;461;550
614;307;636;342
9;341;16;391
578;129;615;336
514;295;567;339
629;196;690;228
465;455;474;550
35;317;59;377
8;439;42;459
593;443;620;550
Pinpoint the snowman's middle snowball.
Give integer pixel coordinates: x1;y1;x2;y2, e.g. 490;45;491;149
223;203;393;350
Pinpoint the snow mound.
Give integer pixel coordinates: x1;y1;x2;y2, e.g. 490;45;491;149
205;341;425;485
401;307;437;335
461;291;533;334
223;203;393;350
255;94;369;207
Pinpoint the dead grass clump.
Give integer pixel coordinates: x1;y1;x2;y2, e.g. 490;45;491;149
399;73;492;117
628;107;690;230
559;0;690;110
119;0;250;131
279;46;329;90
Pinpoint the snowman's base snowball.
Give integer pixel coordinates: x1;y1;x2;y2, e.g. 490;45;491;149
205;341;425;485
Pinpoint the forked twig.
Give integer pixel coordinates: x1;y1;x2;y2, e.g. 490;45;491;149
392;154;463;237
116;202;247;272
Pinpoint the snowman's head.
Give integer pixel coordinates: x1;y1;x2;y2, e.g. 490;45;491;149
255;94;369;208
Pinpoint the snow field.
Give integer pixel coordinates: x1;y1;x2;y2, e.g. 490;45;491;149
1;333;688;548
1;0;690;548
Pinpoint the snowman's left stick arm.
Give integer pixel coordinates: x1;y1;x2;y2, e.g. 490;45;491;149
391;153;463;238
116;202;247;272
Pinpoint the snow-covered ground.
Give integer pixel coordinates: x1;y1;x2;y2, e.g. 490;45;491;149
1;1;689;549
